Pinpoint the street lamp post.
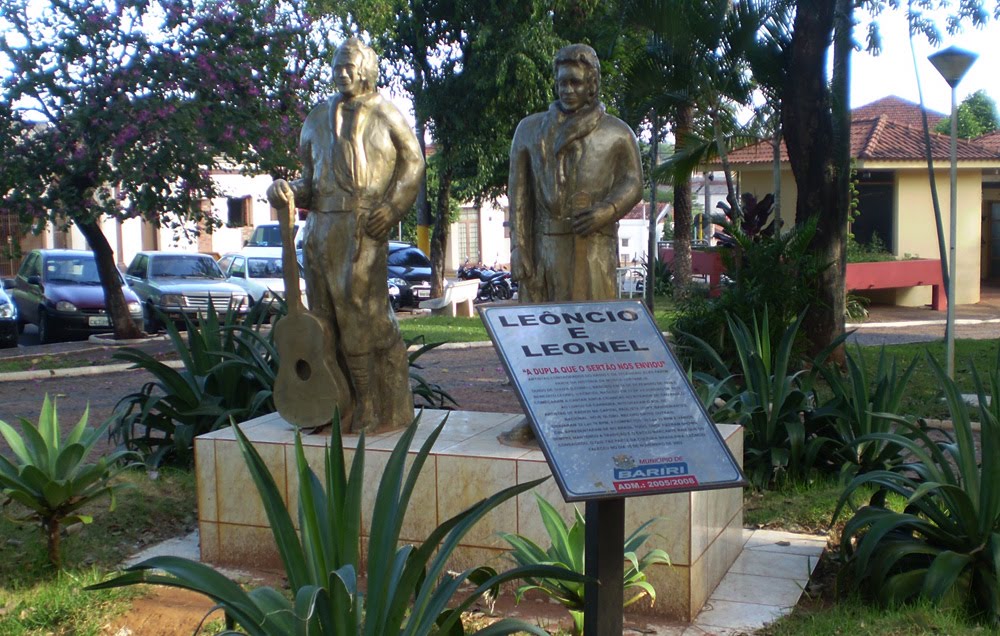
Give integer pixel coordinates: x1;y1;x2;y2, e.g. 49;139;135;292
929;46;977;379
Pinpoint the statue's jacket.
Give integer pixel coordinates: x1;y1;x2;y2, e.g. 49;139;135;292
509;101;643;243
294;92;422;216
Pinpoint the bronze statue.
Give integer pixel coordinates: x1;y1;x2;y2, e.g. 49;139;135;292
509;43;643;302
267;37;424;433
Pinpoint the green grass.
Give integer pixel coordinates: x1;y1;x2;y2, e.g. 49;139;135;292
0;468;198;634
760;597;989;635
398;296;679;345
853;339;999;420
744;476;909;533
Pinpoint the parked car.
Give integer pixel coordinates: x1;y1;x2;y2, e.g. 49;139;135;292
245;221;304;249
8;249;143;343
218;247;307;312
0;282;19;348
388;241;432;308
124;251;250;333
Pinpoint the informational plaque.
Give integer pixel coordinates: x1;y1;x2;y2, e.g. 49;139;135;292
481;300;745;501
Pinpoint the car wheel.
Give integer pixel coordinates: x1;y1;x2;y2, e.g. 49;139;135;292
143;303;160;334
38;310;57;344
389;294;400;312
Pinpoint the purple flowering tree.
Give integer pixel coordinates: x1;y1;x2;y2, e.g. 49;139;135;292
0;0;334;339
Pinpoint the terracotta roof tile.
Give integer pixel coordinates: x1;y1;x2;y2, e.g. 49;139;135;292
622;201;669;220
852;95;946;129
976;131;1000;152
726;98;1000;165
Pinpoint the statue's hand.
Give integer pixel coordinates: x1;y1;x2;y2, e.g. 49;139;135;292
365;205;394;240
267;179;293;208
572;203;616;237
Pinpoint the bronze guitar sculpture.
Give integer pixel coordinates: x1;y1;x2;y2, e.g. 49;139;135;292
272;194;353;429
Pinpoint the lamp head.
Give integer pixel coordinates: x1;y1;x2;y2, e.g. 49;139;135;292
928;46;978;88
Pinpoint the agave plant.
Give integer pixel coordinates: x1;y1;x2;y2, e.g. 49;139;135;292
110;302;279;467
91;412;585;634
834;352;1000;623
0;396;137;568
498;493;669;636
685;309;833;488
811;345;920;480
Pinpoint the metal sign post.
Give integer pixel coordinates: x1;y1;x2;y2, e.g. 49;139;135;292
584;498;625;634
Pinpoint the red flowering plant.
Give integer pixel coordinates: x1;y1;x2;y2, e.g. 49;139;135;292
0;0;336;339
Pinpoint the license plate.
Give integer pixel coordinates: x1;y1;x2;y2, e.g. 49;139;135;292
416;289;430;298
88;316;110;327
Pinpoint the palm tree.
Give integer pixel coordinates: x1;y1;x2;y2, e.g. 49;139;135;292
622;0;784;300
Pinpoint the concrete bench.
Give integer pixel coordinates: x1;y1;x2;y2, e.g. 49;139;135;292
419;278;480;317
846;259;946;311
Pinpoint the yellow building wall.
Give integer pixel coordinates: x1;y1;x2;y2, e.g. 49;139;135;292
737;166;982;307
894;168;981;306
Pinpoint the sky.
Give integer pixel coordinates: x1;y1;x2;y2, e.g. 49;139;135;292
850;11;1000;115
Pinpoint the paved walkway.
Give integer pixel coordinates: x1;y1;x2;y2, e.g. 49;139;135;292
127;527;825;635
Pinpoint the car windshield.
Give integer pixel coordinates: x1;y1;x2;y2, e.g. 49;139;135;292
151;255;224;279
44;255;106;285
247;225;298;248
247;257;285;279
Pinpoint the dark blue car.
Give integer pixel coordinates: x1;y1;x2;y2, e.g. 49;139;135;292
0;282;17;348
387;242;431;308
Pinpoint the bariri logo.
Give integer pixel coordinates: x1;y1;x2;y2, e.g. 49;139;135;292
612;461;698;493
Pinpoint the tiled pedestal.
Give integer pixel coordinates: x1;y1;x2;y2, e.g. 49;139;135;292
195;410;743;621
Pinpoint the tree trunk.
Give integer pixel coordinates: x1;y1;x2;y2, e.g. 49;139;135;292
781;0;847;359
646;112;659;311
76;219;142;340
415;111;432;254
429;168;452;298
45;517;61;569
671;104;694;301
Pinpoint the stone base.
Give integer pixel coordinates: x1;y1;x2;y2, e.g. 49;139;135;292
195;410;743;621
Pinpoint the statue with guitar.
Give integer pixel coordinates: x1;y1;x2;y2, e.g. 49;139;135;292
266;37;425;433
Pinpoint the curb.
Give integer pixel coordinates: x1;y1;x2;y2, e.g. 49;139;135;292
88;333;172;345
848;317;1000;329
0;341;490;383
0;360;184;382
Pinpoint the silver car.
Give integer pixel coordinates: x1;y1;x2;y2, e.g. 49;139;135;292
124;251;250;333
218;248;307;312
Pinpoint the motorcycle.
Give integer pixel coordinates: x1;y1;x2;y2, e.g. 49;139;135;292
457;262;514;303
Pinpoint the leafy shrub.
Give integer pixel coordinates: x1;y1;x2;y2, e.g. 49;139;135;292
91;412;584;634
811;346;919;480
846;232;896;263
0;396;136;568
110;303;278;467
671;218;825;374
499;493;669;635
835;353;1000;623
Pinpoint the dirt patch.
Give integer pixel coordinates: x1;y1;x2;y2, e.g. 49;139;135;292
107;587;223;636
